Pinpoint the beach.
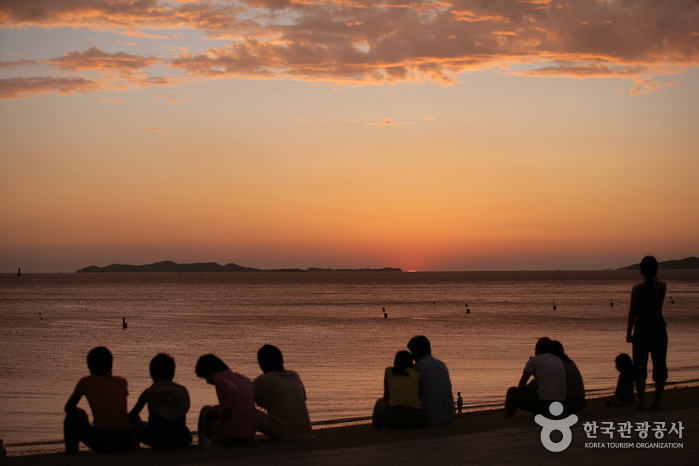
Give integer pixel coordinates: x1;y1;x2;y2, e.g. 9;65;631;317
6;385;698;465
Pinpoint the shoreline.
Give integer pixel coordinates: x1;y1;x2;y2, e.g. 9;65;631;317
7;383;699;463
8;379;698;455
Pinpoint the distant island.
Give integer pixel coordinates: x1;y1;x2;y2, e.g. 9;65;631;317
617;256;699;271
76;261;402;273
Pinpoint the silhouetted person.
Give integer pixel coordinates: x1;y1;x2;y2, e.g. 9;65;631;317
253;345;313;440
456;392;464;416
195;354;256;449
372;350;424;429
626;256;667;410
129;353;192;449
505;337;566;417
408;336;454;426
63;347;132;455
551;341;585;412
606;353;634;407
122;317;127;329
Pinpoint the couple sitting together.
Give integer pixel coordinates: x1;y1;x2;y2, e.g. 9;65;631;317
373;335;455;429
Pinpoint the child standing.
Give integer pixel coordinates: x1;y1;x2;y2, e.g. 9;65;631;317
63;347;132;455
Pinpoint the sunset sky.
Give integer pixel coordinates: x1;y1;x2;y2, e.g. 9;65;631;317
1;0;698;272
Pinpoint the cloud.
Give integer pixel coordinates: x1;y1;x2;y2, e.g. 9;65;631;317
0;59;36;68
629;77;679;95
146;127;168;132
366;118;414;126
44;46;160;78
420;116;435;121
2;0;698;90
0;76;101;99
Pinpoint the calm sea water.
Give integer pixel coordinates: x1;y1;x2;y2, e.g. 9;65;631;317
1;270;698;450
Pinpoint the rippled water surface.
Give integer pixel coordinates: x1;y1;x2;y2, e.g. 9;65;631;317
1;270;698;446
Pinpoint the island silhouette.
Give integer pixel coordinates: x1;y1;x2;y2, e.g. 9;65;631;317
76;261;402;273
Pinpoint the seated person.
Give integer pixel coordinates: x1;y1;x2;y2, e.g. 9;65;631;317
129;353;192;449
606;353;635;407
253;345;313;440
552;341;586;412
195;354;256;448
63;347;132;455
373;350;424;429
505;337;566;417
408;336;454;426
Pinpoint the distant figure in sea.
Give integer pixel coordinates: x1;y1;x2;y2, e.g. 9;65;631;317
63;347;132;455
505;337;566;417
195;354;256;449
551;341;585;412
372;350;424;430
253;345;313;441
626;256;667;410
408;336;454;426
606;353;634;407
383;307;388;318
456;392;464;416
122;317;127;329
129;353;192;449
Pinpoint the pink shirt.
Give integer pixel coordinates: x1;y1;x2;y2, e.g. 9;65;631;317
75;375;129;430
213;370;256;438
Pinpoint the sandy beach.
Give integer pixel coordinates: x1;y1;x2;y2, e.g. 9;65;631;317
6;384;698;465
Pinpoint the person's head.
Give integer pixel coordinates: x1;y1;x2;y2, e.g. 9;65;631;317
534;337;553;355
257;345;284;373
391;350;414;377
195;354;229;384
615;353;633;374
87;346;113;376
150;353;176;382
551;340;571;363
640;256;658;283
408;335;431;361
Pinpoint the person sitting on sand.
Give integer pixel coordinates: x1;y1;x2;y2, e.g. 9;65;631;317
195;354;256;449
551;341;586;412
626;256;668;410
408;336;454;426
606;353;635;407
129;353;192;449
253;345;313;441
373;350;424;429
505;337;566;417
63;347;132;455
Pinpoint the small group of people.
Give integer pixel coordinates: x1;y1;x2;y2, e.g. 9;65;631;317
63;256;670;453
505;255;669;417
64;344;312;455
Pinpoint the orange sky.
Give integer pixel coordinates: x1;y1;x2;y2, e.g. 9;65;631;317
1;1;698;272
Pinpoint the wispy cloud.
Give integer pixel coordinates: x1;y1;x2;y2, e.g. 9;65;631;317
146;127;168;132
0;76;101;99
366;118;414;126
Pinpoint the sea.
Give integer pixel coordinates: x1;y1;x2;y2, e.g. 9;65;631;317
1;270;698;454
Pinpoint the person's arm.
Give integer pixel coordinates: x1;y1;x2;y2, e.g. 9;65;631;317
64;389;82;413
627;286;639;343
128;391;148;420
518;372;532;390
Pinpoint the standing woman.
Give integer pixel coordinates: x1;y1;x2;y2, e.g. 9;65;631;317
626;256;667;410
